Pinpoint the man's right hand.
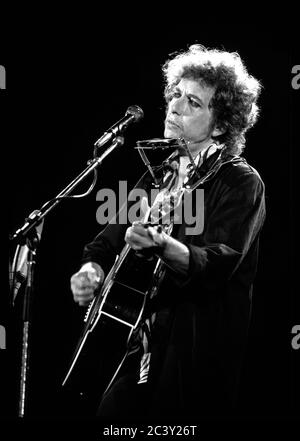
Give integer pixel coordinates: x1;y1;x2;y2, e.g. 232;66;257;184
70;262;105;306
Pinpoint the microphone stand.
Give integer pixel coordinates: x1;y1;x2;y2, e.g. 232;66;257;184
17;228;39;418
11;136;124;243
10;135;124;418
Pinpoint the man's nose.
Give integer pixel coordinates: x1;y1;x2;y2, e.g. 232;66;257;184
170;96;186;115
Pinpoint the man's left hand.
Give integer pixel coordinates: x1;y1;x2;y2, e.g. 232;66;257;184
125;222;166;251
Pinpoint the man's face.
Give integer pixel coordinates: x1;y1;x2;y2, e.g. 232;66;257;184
164;77;217;155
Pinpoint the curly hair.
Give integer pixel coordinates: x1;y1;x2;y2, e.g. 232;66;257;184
162;44;262;155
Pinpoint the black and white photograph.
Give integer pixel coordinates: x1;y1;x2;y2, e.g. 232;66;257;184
2;15;299;438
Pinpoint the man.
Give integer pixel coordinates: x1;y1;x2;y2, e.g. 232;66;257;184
70;44;266;420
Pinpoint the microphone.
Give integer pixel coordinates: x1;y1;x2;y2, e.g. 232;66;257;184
94;105;144;148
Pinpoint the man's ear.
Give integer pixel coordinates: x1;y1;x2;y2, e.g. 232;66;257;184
212;125;226;137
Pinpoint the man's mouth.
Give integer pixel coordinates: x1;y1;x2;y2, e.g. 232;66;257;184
166;119;181;130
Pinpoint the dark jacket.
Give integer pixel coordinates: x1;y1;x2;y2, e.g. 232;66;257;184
82;151;266;419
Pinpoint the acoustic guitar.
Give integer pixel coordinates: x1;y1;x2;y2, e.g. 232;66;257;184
62;223;170;413
62;150;231;413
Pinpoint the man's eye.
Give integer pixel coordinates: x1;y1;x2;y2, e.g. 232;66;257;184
188;98;200;108
169;91;181;100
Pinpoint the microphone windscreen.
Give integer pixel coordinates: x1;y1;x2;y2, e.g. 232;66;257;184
126;105;144;122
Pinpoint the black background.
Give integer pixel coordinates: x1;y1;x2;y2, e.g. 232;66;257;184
1;14;299;436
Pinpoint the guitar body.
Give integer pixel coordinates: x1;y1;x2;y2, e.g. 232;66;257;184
62;243;165;414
